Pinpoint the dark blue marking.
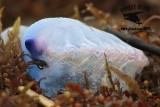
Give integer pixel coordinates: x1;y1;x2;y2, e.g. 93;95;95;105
25;39;43;58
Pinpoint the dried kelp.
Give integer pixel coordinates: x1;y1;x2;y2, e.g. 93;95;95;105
0;8;48;107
